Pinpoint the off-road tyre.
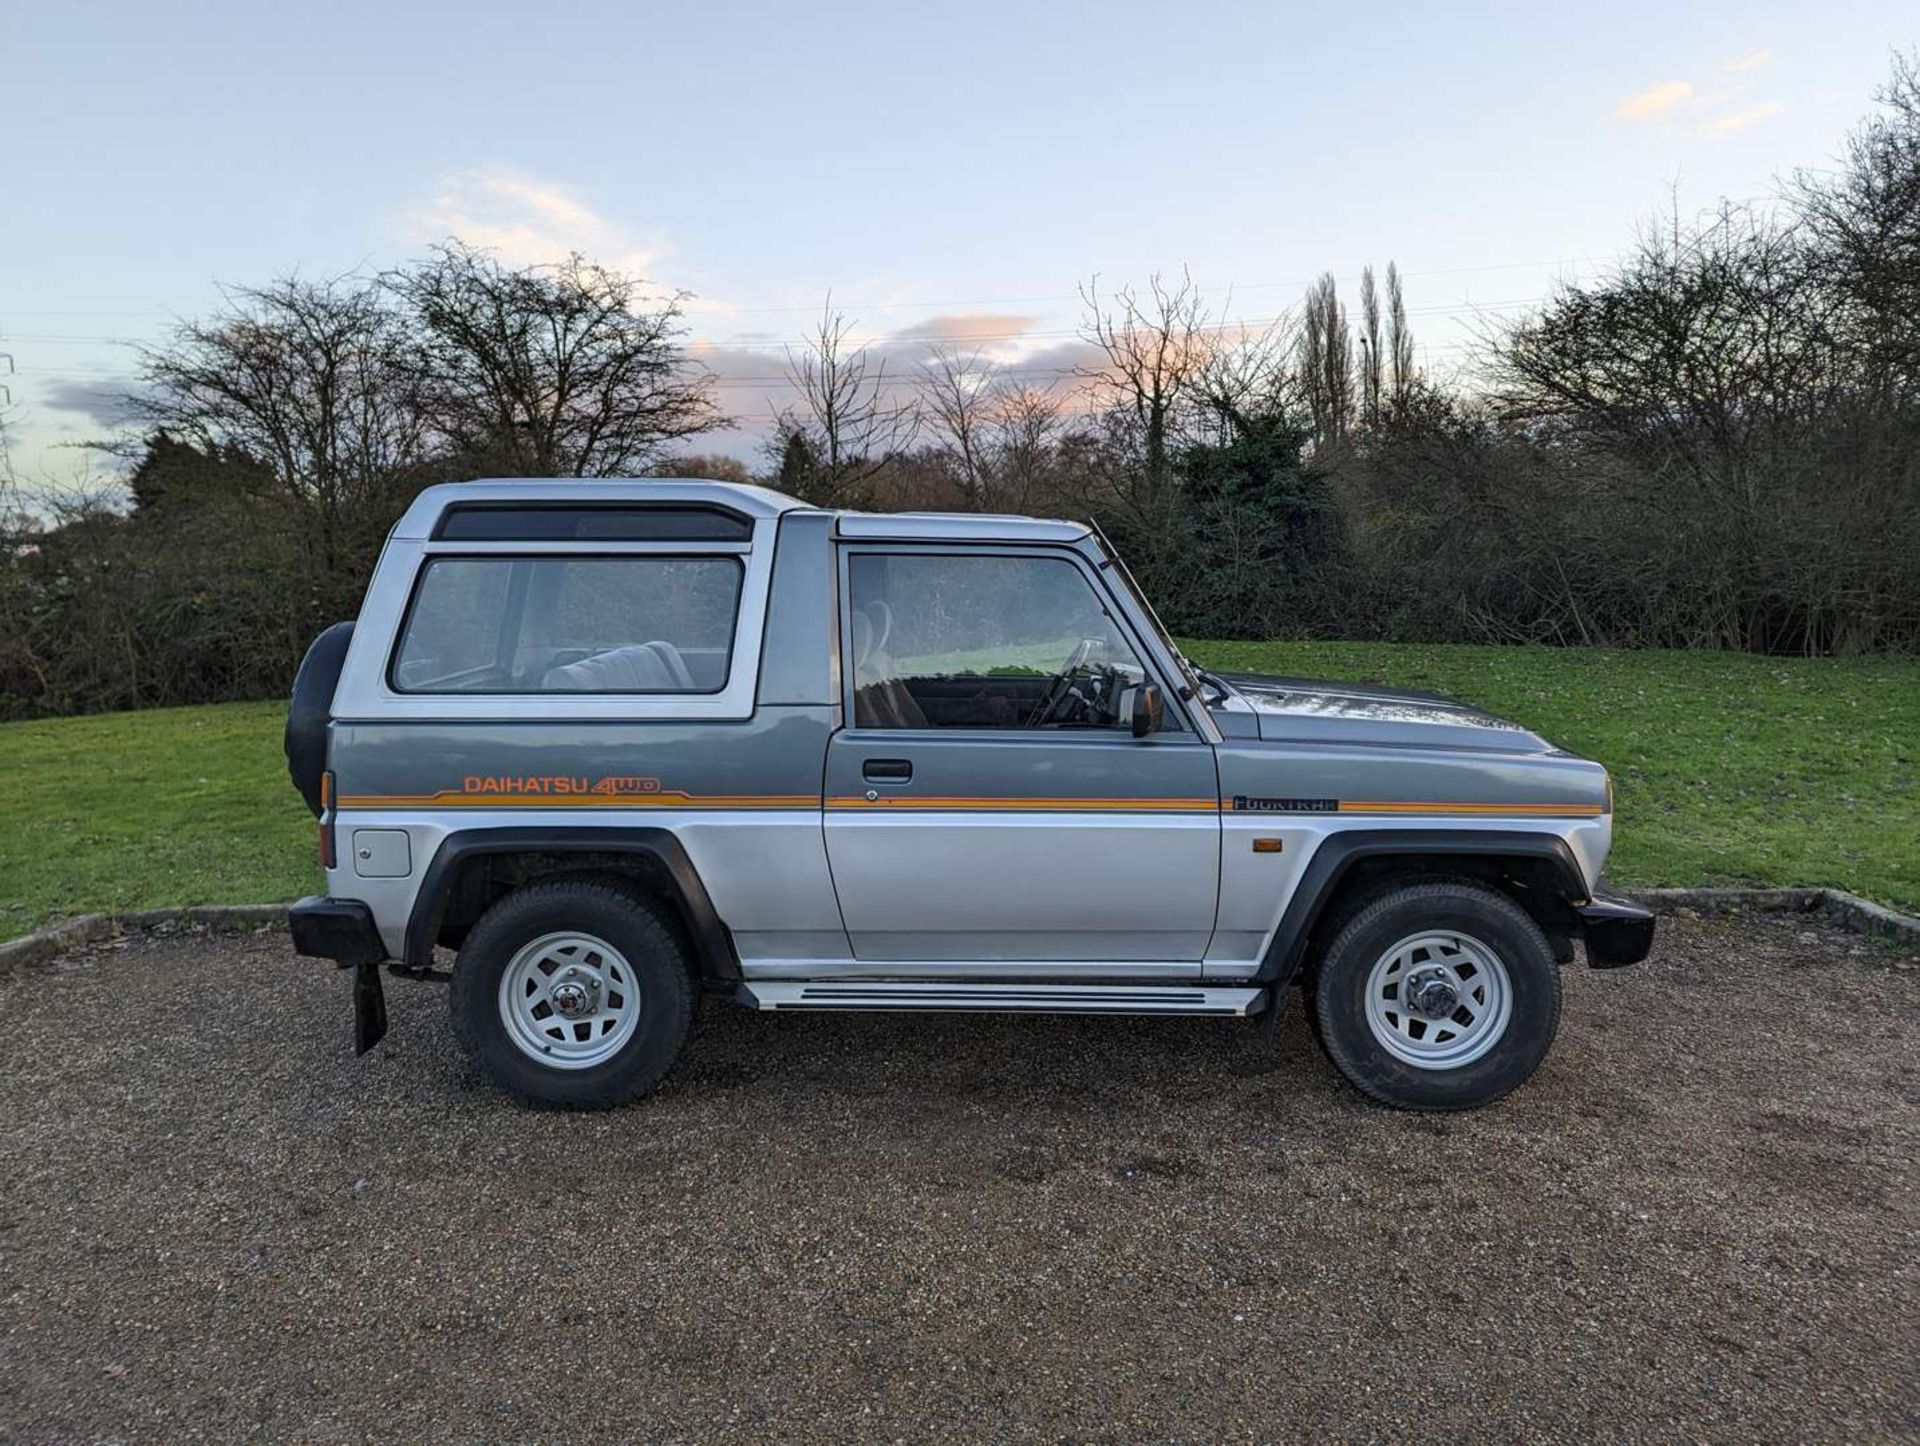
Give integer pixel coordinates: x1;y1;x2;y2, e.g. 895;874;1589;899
450;879;695;1109
1311;880;1562;1112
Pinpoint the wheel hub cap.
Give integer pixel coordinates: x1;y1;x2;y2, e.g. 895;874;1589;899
1362;931;1514;1071
550;977;595;1018
1404;969;1460;1020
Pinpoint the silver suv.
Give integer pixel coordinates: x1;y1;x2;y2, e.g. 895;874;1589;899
285;479;1652;1111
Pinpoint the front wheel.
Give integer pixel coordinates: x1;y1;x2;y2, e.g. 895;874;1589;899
1311;881;1562;1111
449;880;694;1108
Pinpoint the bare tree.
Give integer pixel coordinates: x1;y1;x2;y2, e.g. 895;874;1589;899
1299;273;1354;446
643;452;755;484
1359;266;1384;426
388;240;721;478
131;274;425;582
1184;315;1299;446
1386;261;1416;413
1793;50;1920;392
1077;270;1215;504
986;381;1063;515
914;351;1067;514
778;301;920;507
915;347;996;507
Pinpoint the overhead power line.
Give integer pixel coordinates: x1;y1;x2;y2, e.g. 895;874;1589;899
0;252;1619;324
4;297;1548;354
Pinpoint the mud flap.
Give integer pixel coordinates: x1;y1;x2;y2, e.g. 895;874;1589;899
353;959;389;1055
1258;983;1286;1051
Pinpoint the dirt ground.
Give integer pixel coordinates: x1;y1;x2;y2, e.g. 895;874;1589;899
1;910;1915;1444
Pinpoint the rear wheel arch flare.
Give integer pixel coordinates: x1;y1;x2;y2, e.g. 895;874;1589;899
406;827;740;982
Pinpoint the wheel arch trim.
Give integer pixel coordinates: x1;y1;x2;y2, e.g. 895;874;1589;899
404;826;741;979
1254;829;1589;986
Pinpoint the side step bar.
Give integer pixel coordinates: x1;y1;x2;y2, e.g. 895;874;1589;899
737;981;1268;1016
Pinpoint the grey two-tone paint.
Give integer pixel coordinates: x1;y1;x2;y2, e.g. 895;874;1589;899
323;478;1615;984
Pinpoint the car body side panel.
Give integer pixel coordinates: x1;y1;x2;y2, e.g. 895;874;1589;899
1205;740;1612;979
326;706;846;963
821;731;1221;964
757;510;838;707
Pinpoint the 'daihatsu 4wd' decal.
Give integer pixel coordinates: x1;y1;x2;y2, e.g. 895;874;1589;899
465;775;661;796
334;775;817;809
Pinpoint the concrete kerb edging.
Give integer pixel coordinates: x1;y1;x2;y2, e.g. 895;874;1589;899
1;889;1915;978
0;904;290;974
1627;887;1920;944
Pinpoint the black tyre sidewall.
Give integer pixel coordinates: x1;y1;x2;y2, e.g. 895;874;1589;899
450;881;694;1108
1313;884;1562;1111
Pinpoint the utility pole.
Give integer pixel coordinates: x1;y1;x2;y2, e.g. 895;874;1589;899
0;340;16;486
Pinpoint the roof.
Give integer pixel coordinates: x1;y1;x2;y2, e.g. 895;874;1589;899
390;479;1092;545
834;511;1091;544
390;477;811;539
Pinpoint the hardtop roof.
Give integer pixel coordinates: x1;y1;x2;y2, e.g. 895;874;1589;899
391;478;810;538
392;478;1090;544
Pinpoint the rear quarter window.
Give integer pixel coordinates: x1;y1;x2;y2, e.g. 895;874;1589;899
390;555;744;694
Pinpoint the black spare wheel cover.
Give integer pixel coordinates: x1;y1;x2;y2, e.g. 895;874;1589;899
286;620;355;817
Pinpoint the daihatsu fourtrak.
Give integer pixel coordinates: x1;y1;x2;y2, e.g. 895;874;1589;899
285;479;1653;1111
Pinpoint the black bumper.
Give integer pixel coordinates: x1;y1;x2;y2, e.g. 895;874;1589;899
288;896;389;1054
1576;893;1656;968
288;895;386;966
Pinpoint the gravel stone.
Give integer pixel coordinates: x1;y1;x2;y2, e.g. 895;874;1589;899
1;913;1915;1442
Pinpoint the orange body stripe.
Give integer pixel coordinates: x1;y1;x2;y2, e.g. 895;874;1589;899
1336;801;1605;817
334;791;1603;817
828;795;1219;812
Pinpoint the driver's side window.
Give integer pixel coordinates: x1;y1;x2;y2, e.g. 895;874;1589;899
846;551;1156;731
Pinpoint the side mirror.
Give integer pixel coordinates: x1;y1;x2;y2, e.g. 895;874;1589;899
1131;683;1164;738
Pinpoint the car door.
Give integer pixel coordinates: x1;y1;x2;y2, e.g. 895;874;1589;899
822;545;1220;972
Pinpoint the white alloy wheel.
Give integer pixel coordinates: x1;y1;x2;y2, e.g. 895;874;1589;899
497;931;643;1069
1362;930;1513;1071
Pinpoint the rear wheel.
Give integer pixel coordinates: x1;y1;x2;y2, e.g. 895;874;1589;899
1310;881;1561;1111
450;880;694;1108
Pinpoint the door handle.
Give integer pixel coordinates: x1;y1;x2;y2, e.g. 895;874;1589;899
862;758;913;783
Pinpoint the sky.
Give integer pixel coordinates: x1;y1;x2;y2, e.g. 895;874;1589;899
2;0;1913;484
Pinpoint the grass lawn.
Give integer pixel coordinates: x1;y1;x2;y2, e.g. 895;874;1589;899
1189;642;1919;913
2;644;1915;941
0;701;318;943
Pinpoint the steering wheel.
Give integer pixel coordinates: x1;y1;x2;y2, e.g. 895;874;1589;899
1025;638;1098;728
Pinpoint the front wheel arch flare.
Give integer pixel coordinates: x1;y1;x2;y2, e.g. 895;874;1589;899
1255;830;1590;988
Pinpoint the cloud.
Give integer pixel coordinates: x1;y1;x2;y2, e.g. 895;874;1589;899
1706;100;1785;136
1724;49;1771;73
38;378;148;428
887;313;1037;349
1616;80;1694;120
396;168;672;283
685;315;1102;453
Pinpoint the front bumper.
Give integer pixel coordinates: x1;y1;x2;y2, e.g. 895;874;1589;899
288;896;389;1054
1576;893;1656;968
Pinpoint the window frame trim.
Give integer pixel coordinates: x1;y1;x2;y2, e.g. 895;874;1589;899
833;541;1194;740
386;550;748;698
331;519;779;723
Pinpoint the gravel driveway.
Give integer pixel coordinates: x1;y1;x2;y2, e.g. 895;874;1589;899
1;910;1915;1443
